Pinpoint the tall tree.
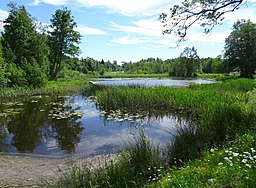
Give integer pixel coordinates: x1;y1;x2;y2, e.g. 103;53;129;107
160;0;244;42
1;2;49;87
2;2;36;65
48;7;81;80
0;37;8;87
224;20;256;78
180;47;200;77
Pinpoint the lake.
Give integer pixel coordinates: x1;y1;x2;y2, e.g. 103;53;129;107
0;78;215;158
96;78;216;87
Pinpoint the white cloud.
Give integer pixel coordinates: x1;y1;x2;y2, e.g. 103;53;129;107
110;35;177;49
187;31;230;44
111;36;151;45
76;24;107;35
0;9;8;20
0;9;8;31
224;7;256;24
75;0;173;16
30;0;68;6
110;18;164;37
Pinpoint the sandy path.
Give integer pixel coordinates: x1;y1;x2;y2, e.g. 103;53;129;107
0;153;114;187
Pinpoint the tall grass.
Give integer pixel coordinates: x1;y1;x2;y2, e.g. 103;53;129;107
58;130;164;188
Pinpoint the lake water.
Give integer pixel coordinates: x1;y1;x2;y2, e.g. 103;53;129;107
0;78;214;158
96;78;216;87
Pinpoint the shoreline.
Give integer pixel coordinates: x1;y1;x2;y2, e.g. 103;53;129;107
0;152;116;187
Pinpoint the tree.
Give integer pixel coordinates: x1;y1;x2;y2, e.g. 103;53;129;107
224;20;256;78
48;7;81;80
2;2;36;65
160;0;244;42
0;37;8;87
180;47;200;77
1;2;49;87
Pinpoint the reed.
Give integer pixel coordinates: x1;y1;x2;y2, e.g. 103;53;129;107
58;130;164;188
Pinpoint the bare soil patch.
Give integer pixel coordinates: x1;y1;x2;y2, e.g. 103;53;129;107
0;153;114;187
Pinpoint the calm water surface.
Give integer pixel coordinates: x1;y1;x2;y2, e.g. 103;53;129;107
97;78;216;87
0;78;213;158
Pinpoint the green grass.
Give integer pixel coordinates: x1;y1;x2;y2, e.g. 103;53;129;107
197;73;239;81
149;131;256;188
0;75;90;99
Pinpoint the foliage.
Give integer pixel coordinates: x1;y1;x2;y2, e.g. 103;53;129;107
2;2;36;65
169;47;200;77
22;58;48;88
48;7;81;80
0;39;8;87
224;19;256;78
6;62;27;87
160;0;244;42
1;2;50;87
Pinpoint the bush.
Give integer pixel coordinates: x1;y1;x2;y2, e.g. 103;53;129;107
23;59;48;88
0;62;8;87
6;62;27;87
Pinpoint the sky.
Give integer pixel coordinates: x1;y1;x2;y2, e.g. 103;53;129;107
0;0;256;63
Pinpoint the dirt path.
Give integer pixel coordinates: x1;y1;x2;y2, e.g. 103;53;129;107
0;153;114;187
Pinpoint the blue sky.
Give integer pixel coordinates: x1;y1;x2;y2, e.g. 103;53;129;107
0;0;256;63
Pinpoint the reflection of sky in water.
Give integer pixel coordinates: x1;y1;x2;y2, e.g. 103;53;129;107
97;78;216;87
1;89;191;158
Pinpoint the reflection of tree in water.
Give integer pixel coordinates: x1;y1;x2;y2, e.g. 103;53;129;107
7;99;51;153
51;118;83;153
51;99;84;153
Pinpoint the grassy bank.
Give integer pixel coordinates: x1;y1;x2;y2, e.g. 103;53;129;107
149;131;256;187
0;75;90;99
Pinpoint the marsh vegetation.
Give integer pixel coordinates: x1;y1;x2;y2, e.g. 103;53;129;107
56;78;256;187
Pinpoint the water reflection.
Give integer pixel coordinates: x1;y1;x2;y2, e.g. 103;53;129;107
0;94;192;157
97;78;216;87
